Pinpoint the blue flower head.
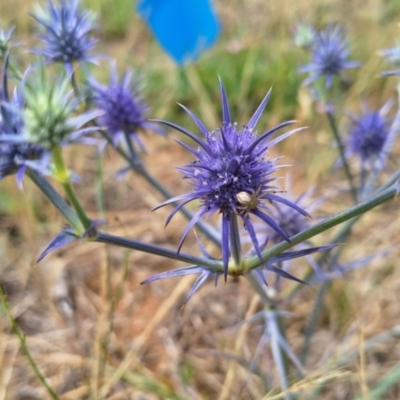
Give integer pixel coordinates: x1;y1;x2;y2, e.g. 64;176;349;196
89;62;161;150
0;55;45;186
30;0;97;70
154;79;309;278
346;101;392;167
299;24;359;87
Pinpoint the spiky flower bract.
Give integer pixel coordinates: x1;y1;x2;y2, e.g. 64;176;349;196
0;26;15;58
346;101;392;168
30;0;97;70
21;68;100;150
381;45;400;76
0;55;45;185
256;190;315;246
141;235;336;304
153;79;309;278
299;24;359;87
89;62;161;150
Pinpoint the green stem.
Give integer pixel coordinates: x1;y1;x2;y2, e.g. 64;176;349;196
326;111;358;203
229;213;242;267
0;283;59;400
284;168;400;299
27;169;82;231
51;146;91;233
70;68;81;97
245;184;398;271
7;59;23;81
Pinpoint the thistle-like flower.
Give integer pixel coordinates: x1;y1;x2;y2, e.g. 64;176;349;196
30;0;97;70
299;24;359;87
346;101;392;168
89;62;161;150
153;79;309;277
21;69;101;150
0;55;45;185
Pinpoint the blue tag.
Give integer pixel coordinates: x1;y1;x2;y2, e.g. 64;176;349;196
137;0;220;64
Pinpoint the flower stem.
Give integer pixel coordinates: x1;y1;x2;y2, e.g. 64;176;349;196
70;68;81;97
245;184;398;271
27;169;82;232
326;110;358;202
0;283;59;400
51;145;91;233
95;231;223;271
284;169;400;299
229;213;242;268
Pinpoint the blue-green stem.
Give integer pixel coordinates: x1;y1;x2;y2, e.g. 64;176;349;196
3;56;23;81
97;184;398;276
51;145;91;234
245;184;398;271
281;178;399;363
95;231;223;271
229;213;242;267
284;167;400;299
27;169;82;231
0;283;59;400
101;130;221;245
325;111;358;203
70;68;81;98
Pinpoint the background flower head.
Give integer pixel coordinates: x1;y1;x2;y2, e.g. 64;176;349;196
346;101;393;167
89;62;162;151
30;0;97;70
299;24;359;87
